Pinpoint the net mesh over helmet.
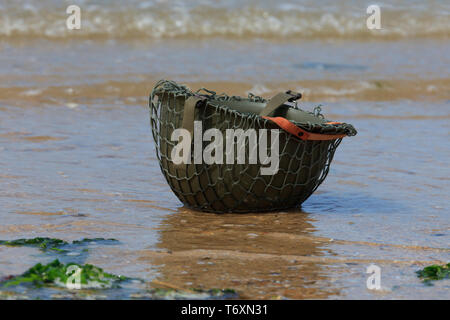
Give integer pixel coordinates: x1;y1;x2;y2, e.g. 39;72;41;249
149;80;356;213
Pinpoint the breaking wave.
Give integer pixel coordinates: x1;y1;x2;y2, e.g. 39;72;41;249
0;1;449;39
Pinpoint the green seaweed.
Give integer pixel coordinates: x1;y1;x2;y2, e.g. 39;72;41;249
49;247;69;253
192;288;236;296
374;81;384;89
72;238;118;245
1;259;128;289
134;287;238;299
416;263;450;283
0;238;68;252
0;237;118;253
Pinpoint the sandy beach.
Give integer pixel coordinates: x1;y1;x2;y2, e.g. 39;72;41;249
0;0;449;299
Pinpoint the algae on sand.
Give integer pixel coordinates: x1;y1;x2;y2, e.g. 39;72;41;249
130;287;238;300
416;263;450;284
0;260;237;299
72;238;118;245
0;238;68;252
0;237;118;253
1;259;128;289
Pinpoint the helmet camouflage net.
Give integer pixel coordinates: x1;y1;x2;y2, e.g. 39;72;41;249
149;80;356;213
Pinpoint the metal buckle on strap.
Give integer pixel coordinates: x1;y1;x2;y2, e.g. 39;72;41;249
285;90;302;102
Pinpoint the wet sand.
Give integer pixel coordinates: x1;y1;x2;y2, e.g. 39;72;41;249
0;73;448;298
0;3;449;299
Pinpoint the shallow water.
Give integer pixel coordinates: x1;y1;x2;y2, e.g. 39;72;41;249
0;1;449;299
0;93;448;298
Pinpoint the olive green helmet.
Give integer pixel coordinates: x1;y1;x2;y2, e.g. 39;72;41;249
149;80;356;213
